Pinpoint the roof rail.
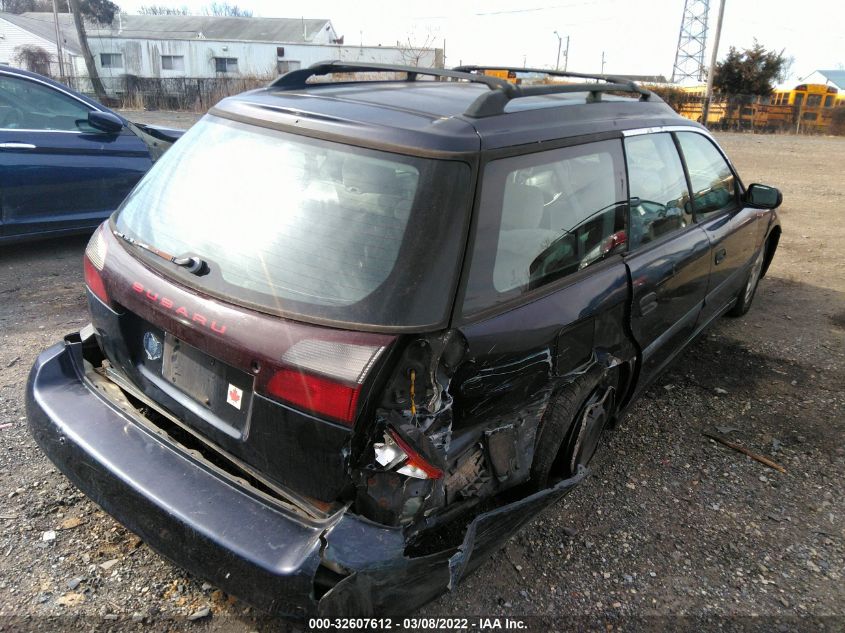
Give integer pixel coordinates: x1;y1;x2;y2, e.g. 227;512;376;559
270;60;516;93
266;61;660;119
453;65;659;117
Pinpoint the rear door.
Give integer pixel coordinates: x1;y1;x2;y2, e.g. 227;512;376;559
622;131;711;386
0;72;151;240
674;131;760;325
456;139;633;485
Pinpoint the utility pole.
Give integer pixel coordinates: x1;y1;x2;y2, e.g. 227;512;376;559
702;0;725;126
554;31;562;70
553;32;569;71
563;35;570;71
601;51;606;74
51;0;66;81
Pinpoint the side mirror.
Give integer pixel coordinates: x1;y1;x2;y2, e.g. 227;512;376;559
745;183;782;210
88;110;124;134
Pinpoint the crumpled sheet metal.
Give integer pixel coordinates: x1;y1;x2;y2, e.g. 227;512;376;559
318;466;589;617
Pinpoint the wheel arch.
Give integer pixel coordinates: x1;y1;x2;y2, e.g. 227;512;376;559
761;224;781;279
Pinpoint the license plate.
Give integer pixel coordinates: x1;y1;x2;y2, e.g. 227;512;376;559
161;334;253;432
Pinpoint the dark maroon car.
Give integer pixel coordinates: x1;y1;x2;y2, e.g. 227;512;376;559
26;62;782;618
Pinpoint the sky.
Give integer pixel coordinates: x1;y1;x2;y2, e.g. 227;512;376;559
114;0;845;84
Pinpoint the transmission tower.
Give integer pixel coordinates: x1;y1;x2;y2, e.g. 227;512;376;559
672;0;710;83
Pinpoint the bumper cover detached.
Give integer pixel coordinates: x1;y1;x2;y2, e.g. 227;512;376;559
26;332;587;618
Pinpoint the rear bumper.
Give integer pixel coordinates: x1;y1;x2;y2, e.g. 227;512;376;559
26;335;329;617
26;332;587;618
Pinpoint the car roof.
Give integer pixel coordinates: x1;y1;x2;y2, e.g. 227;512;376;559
212;77;701;157
0;64;126;122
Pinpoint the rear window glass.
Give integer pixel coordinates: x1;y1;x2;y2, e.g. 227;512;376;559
115;116;471;329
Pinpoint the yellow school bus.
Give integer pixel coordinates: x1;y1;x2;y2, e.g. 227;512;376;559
770;84;839;132
676;83;840;133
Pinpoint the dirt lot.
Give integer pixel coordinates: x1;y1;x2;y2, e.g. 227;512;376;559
0;120;843;631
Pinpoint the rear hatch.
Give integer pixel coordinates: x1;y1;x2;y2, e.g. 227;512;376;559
84;113;472;508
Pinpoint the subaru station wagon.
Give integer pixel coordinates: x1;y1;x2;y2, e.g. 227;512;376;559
26;62;782;618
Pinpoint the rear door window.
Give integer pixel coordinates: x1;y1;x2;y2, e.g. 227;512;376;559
463;139;627;314
624;133;692;249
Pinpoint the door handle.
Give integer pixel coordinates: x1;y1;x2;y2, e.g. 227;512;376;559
639;291;658;316
0;142;37;150
714;248;727;265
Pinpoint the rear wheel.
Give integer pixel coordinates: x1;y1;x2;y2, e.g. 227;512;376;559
727;245;765;317
530;368;615;490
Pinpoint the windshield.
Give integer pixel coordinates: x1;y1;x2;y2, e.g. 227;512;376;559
115;116;472;329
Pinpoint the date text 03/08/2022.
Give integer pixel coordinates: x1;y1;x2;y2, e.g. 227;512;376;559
308;617;528;629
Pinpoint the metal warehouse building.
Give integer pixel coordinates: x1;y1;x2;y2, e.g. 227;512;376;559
0;12;442;96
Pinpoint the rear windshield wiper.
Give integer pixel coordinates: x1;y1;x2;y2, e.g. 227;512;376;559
113;230;207;275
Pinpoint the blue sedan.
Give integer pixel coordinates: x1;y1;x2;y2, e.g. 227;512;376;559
0;65;183;244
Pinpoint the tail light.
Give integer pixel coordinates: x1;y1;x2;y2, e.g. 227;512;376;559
261;340;385;426
374;429;444;479
84;226;110;305
603;230;627;254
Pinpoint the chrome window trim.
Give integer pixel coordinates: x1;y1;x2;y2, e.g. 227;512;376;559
622;125;710;137
0;128;88;134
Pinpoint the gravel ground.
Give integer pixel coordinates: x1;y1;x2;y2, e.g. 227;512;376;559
0;120;842;631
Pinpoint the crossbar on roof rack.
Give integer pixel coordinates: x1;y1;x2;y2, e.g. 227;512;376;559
270;60;516;93
454;65;658;117
453;65;639;88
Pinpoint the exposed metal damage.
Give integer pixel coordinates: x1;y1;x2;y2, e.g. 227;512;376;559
64;328;596;616
315;466;588;617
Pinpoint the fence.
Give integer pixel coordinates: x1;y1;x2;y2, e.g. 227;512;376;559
649;86;845;135
64;74;276;111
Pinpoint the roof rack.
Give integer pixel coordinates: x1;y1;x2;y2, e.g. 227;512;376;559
267;60;659;119
454;65;659;117
270;60;516;93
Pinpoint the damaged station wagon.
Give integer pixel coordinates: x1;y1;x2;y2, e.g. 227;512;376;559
26;62;783;617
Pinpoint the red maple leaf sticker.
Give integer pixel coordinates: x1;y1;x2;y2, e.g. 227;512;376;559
229;387;241;403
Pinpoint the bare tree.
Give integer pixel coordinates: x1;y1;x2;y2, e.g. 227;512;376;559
67;0;118;102
397;29;437;67
202;2;253;17
14;44;53;75
0;0;52;12
138;5;190;15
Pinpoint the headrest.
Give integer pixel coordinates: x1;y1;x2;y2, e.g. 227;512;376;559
501;183;545;230
342;159;400;195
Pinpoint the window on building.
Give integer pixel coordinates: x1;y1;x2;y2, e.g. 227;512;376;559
277;60;301;74
100;53;123;69
824;95;833;108
214;57;238;73
161;55;185;71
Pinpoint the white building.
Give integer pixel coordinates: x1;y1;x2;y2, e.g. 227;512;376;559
0;12;442;96
0;12;84;77
799;70;845;91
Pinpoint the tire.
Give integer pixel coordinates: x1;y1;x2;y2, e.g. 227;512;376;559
530;367;616;490
727;244;766;317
